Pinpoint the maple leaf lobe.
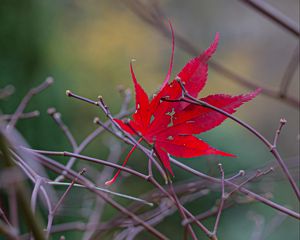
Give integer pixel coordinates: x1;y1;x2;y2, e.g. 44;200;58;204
110;30;259;183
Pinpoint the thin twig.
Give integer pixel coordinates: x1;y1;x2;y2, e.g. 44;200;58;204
46;169;86;238
272;118;287;147
261;212;287;239
226;170;245;181
47;108;78;150
0;133;45;240
25;150;169;240
67;92;216;239
54;92;133;182
0;219;19;240
46;181;153;206
241;0;300;37
0;85;15;99
119;87;132;114
94;117;167;182
124;0;299;108
27;148;149;182
30;177;43;214
225;168;274;198
0;111;40;122
8;188;18;230
0;208;13;229
66;90;300;220
11;151;53;218
82;140;124;240
248;211;265;240
168;183;198;240
68;90;169;182
279;45;300;97
7;77;53;129
166;79;300;201
181;167;276;227
170;157;299;219
212;164;225;239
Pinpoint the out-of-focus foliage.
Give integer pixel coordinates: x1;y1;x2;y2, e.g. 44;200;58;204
0;0;299;239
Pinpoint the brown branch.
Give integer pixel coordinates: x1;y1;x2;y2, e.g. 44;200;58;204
0;208;13;229
0;219;19;240
211;164;225;239
93;118;167;182
47;108;78;150
11;151;54;218
7;77;53;129
82;140;123;240
66;90;300;221
53;91;134;182
272;118;287;147
168;183;198;240
0;85;15;100
0;111;40;122
225;168;274;198
170;156;299;220
26;148;149;182
241;0;300;37
23;149;169;240
247;211;265;240
113;190;210;240
279;45;299;97
49;90;212;238
7;188;18;230
148;176;213;239
30;177;43;214
124;0;299;108
67;90;169;183
167;79;300;200
261;212;287;239
0;132;45;240
46;169;86;238
66;91;226;238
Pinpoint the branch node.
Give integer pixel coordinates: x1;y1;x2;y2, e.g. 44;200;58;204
93;117;100;124
47;107;57;115
46;76;54;85
65;90;72;96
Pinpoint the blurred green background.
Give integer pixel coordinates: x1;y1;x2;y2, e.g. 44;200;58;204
0;0;299;239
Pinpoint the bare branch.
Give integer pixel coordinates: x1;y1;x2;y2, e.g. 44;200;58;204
241;0;300;37
46;169;86;238
0;208;13;229
7;77;53;129
0;111;40;122
170;156;299;220
25;149;169;240
124;0;299;108
212;164;225;238
279;45;300;97
54;91;134;182
46;181;153;206
0;132;45;240
0;219;19;240
47;108;78;150
272;118;287;147
248;211;265;240
30;177;43;214
0;85;15;100
164;79;300;200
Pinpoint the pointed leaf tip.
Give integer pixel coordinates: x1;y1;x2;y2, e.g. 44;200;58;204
216;150;236;158
105;179;114;186
203;32;220;59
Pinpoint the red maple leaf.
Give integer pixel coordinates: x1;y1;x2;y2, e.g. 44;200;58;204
106;25;259;185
